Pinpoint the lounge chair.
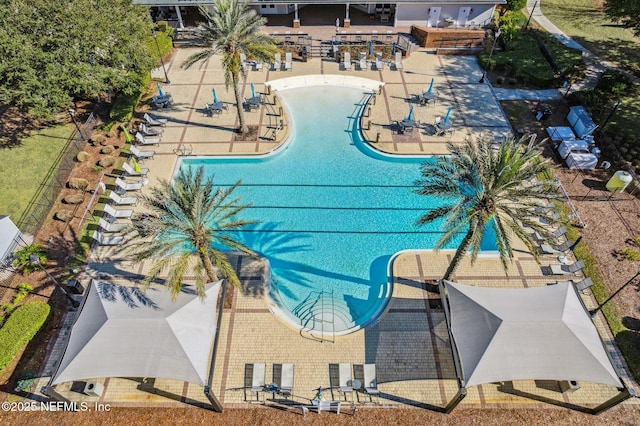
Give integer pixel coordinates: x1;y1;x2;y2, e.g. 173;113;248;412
363;363;379;395
284;52;292;71
92;230;123;246
556;277;594;293
342;52;351;71
529;226;567;243
316;401;341;414
394;51;403;70
143;113;167;127
98;217;127;233
129;146;155;161
240;53;247;71
115;177;143;192
359;52;367;70
549;260;585;275
122;162;149;177
139;123;162;136
135;132;160;146
246;363;266;401
273;363;294;398
375;53;383;70
338;363;353;397
109;191;138;206
272;53;281;71
103;204;133;219
540;239;575;255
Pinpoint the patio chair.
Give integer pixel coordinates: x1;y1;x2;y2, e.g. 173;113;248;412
129;146;155;161
273;363;294;398
139;123;162;136
98;217;127;233
338;363;353;398
103;204;133;219
284;52;292;71
556;277;594;293
240;53;247;71
122;162;149;177
394;51;403;71
135;132;160;146
358;52;367;71
272;53;281;71
529;226;567;243
375;53;383;70
342;52;351;71
92;230;123;246
109;191;138;206
115;177;143;192
549;260;585;275
143;113;167;127
540;239;575;255
363;363;379;395
246;363;266;402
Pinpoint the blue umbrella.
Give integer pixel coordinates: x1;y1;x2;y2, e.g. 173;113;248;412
212;88;219;104
427;78;434;93
391;42;396;56
368;41;373;56
157;83;165;98
407;105;414;121
251;82;256;98
444;106;453;123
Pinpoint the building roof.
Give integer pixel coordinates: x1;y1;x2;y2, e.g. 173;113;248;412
443;280;623;388
51;279;221;387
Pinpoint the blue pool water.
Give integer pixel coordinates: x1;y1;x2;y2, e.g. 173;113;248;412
180;85;495;333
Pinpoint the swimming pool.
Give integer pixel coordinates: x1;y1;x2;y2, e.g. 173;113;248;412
179;82;495;336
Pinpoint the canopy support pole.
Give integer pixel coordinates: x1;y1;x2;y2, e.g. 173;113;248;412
444;387;466;413
204;279;228;412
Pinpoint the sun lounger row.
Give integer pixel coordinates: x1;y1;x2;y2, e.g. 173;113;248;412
341;52;402;71
271;52;292;71
244;362;379;406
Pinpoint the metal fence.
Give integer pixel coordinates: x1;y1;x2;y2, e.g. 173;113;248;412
16;113;98;235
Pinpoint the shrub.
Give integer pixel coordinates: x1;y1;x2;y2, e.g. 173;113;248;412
94;165;105;173
12;244;47;275
63;194;84;205
54;210;74;222
0;302;50;374
596;70;635;99
76;151;90;162
91;134;106;146
68;178;89;190
101;146;114;155
98;156;116;168
505;0;526;11
618;247;639;261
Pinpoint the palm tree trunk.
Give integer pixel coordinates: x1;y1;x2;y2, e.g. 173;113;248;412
232;73;248;134
442;225;476;281
200;250;221;283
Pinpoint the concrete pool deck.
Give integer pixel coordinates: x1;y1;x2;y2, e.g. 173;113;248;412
36;44;638;412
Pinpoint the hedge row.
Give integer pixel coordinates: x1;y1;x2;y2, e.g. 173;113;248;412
0;302;50;374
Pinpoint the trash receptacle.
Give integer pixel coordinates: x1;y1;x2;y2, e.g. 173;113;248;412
67;279;85;295
301;46;308;62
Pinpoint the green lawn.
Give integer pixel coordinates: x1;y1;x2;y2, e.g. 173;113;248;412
541;0;640;76
0;125;73;222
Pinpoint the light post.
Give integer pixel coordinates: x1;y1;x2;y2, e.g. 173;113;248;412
29;254;79;309
68;109;85;140
479;28;501;84
590;269;640;317
152;30;170;84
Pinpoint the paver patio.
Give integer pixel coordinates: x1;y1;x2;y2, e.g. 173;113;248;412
35;32;638;413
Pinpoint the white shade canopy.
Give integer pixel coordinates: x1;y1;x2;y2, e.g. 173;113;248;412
51;279;221;387
443;280;623;388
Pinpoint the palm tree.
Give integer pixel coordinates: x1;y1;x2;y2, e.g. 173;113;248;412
182;0;280;134
414;134;561;281
126;165;257;299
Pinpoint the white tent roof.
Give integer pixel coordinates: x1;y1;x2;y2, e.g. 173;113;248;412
0;216;21;263
51;279;221;387
444;280;623;388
